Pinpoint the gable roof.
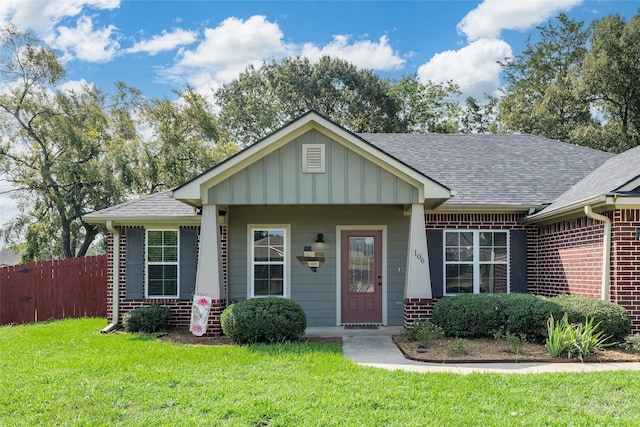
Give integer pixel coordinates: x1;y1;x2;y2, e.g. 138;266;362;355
172;111;453;207
526;144;640;221
361;133;612;209
83;191;199;226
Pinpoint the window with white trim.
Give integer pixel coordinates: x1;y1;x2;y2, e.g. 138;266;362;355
250;227;287;297
444;230;509;295
146;229;179;297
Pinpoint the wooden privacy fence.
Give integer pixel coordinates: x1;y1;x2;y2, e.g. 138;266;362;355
0;255;107;325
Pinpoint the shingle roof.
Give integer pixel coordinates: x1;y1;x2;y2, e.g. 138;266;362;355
84;191;197;222
531;144;640;216
85;131;617;222
359;133;613;207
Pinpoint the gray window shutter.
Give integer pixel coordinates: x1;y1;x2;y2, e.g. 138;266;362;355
125;228;144;299
510;229;528;293
427;230;444;298
179;227;198;300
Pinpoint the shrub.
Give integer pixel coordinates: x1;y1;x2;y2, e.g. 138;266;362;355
432;293;631;343
402;320;444;347
545;313;613;360
431;293;555;340
545;314;576;358
220;297;307;345
548;295;631;343
123;305;172;333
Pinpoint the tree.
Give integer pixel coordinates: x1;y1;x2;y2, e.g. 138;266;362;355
0;25;143;260
461;96;499;134
580;13;640;152
135;86;239;194
0;26;235;260
215;56;404;145
390;75;462;133
496;13;593;142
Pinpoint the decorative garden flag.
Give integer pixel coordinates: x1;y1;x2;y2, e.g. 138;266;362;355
189;294;212;336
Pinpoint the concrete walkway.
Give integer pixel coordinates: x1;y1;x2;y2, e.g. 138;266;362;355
304;326;640;374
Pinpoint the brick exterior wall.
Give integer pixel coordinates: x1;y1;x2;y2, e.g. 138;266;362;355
537;210;640;334
536;216;606;298
611;210;640;333
403;213;537;325
403;298;435;327
107;225;228;336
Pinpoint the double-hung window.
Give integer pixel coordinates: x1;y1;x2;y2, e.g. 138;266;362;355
444;230;509;295
250;226;289;297
146;229;179;298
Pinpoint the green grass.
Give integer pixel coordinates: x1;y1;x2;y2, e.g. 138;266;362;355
1;318;640;426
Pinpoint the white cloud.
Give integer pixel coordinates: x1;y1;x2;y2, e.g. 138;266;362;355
417;38;512;100
127;28;198;55
301;35;404;71
0;0;119;35
164;15;407;101
458;0;582;41
58;79;94;94
49;15;119;63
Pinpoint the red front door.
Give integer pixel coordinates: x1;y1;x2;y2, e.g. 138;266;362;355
341;230;382;324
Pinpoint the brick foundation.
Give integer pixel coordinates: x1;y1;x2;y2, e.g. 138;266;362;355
108;225;229;336
403;298;435;327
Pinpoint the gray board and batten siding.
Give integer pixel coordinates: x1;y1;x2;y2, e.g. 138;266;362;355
227;205;410;326
207;129;421;205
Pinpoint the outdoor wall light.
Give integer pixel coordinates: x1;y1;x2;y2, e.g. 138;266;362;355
315;233;325;243
636;228;640;240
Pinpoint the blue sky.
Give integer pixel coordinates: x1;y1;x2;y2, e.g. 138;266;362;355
0;0;639;227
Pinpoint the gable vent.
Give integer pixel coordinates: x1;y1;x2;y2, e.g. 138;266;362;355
302;144;325;173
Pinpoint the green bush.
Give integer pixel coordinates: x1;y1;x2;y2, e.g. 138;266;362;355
431;293;556;341
431;293;631;343
402;320;445;347
548;295;630;342
220;297;307;345
123;305;172;333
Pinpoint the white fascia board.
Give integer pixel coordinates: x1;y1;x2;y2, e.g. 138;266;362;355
610;195;640;208
426;203;537;214
172;112;452;204
523;195;608;224
172;116;322;203
317;122;451;201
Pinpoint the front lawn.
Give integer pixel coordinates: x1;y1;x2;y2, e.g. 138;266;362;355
1;318;640;426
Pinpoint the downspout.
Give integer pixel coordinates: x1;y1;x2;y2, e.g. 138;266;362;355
584;205;611;301
102;220;120;333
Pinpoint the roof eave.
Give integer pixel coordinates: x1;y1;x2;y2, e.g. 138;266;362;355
522;195;609;224
427;203;538;214
83;215;202;227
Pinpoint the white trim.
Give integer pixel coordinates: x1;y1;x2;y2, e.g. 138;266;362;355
145;228;180;299
247;224;291;299
335;225;387;326
442;229;510;296
171;112;452;206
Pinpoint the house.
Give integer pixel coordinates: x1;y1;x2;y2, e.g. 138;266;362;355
84;111;640;335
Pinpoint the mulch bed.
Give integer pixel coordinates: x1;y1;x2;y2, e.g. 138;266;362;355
155;328;640;364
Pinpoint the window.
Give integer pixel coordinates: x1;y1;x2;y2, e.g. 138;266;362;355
250;226;288;297
444;230;508;295
146;230;179;298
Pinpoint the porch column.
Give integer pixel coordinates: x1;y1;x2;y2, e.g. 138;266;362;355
405;203;432;298
404;203;433;326
195;204;224;299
